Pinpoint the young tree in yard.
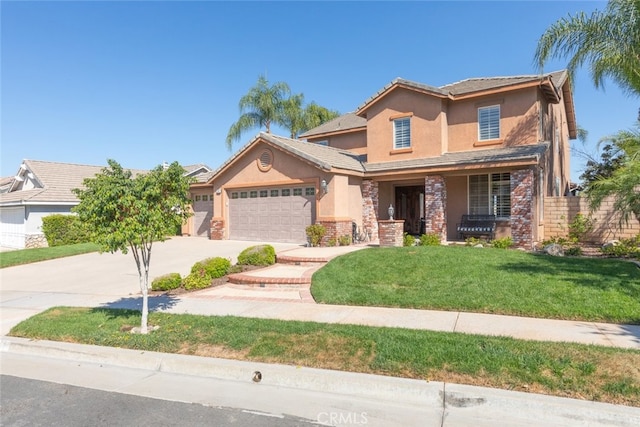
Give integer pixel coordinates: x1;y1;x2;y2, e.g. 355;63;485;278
73;160;193;334
585;123;640;227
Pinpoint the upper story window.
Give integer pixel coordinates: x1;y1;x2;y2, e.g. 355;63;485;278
478;105;500;141
315;140;329;146
393;117;411;149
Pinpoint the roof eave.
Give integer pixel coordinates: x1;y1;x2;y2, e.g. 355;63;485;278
356;81;447;117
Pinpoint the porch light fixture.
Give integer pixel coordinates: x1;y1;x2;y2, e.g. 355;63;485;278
388;204;395;220
320;179;328;194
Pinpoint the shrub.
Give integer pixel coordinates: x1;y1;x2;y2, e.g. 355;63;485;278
182;271;211;290
306;224;326;247
191;257;231;279
151;273;182;291
465;237;485;246
403;233;416;247
237;245;276;266
568;213;594;242
601;234;640;259
327;238;337;247
419;233;441;246
491;237;514;249
338;235;351;246
41;214;91;247
565;246;583;256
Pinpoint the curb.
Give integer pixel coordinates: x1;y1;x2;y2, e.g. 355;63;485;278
0;336;435;406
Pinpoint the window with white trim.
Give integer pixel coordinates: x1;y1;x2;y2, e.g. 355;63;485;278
468;173;511;219
393;117;411;149
478;105;500;141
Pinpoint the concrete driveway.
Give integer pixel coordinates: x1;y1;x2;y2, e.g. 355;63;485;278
0;237;300;334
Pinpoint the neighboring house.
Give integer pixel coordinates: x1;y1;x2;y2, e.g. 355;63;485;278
197;70;576;249
0;160;202;249
0;160;106;249
181;164;215;238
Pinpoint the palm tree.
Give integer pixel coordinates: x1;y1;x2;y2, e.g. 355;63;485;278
225;75;291;149
303;102;340;132
585;122;640;226
280;93;306;139
534;0;640;96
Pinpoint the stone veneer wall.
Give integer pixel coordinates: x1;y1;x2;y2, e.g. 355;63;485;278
544;196;639;242
510;169;534;249
361;180;379;241
317;219;353;246
209;218;225;240
378;220;404;247
25;233;48;249
424;175;447;241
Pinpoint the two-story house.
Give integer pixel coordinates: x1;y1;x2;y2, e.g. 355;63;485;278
204;70;576;249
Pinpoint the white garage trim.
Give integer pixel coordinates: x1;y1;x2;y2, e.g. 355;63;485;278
228;185;316;244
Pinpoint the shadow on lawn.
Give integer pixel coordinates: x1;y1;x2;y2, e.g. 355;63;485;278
97;294;180;313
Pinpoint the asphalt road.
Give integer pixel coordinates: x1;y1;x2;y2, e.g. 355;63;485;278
0;375;316;427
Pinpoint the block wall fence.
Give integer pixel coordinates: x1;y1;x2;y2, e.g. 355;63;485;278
544;196;639;243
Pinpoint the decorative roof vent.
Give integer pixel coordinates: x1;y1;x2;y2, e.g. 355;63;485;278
257;149;273;172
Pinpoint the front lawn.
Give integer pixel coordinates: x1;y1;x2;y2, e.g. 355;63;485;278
9;307;640;407
0;243;100;268
311;246;640;324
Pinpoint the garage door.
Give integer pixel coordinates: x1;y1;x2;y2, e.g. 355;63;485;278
0;207;26;249
192;194;213;237
229;186;315;243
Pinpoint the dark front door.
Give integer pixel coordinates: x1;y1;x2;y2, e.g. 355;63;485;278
395;186;424;235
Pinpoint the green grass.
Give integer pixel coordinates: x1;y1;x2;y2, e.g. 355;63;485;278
311;246;640;324
10;307;640;407
0;243;100;268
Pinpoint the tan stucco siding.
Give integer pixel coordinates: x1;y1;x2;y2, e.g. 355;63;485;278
365;89;443;163
445;175;467;240
308;131;367;155
348;176;364;228
447;89;539;152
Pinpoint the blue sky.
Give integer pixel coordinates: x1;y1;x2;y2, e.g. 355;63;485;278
2;1;638;183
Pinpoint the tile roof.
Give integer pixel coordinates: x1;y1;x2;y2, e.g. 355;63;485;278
0;160;147;205
364;144;549;173
298;112;366;138
303;70;568;137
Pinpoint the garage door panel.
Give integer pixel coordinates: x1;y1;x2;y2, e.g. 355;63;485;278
229;187;314;243
0;207;26;249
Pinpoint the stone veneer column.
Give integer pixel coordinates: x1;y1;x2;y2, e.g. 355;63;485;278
361;180;379;242
424;175;447;241
378;220;404;247
209;218;225;240
511;169;534;249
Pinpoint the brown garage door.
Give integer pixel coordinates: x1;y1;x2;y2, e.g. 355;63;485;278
192;194;213;237
229;186;315;243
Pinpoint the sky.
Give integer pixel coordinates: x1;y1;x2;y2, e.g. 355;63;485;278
2;1;638;183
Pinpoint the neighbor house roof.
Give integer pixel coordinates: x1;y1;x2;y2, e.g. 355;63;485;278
0;160;147;206
298;112;366;138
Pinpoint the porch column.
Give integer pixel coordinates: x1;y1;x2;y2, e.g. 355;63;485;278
424;175;447;241
511;169;534;249
362;180;379;242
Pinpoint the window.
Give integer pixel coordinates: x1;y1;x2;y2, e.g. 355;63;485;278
315;140;328;146
195;195;201;202
259;190;268;198
478;105;500;140
305;187;315;196
468;173;511;219
281;189;291;196
293;188;302;196
250;191;258;198
270;189;279;197
393;117;411;149
231;192;239;199
240;192;248;199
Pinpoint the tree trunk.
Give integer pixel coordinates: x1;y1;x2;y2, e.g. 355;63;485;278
139;273;148;334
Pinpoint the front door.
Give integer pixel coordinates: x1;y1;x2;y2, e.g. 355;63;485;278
395;186;424;235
